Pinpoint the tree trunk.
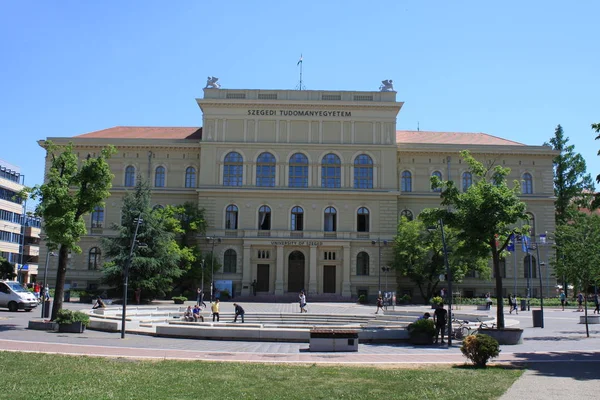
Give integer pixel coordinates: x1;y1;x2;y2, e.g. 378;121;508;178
492;249;505;329
584;296;589;338
50;245;69;321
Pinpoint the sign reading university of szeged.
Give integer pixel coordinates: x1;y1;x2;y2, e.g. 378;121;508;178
271;240;324;246
248;109;352;117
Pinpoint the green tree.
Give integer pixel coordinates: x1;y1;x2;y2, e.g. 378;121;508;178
546;124;594;225
29;142;115;320
593;123;600;208
161;202;212;294
431;150;528;329
101;181;189;300
392;216;488;303
0;257;16;280
553;212;600;337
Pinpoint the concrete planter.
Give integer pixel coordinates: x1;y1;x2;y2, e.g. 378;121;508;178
58;322;86;333
28;320;58;331
579;315;600;324
478;327;523;345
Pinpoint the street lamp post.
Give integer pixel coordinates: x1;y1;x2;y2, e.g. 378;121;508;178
381;266;390;294
439;219;452;347
200;259;205;304
41;250;56;318
121;217;143;339
206;236;221;302
371;238;388;295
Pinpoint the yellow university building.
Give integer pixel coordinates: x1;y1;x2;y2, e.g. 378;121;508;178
39;86;557;300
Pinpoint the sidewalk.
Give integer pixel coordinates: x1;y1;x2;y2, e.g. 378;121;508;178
1;302;599;399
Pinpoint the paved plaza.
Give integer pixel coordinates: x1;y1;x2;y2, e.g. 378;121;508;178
1;301;599;398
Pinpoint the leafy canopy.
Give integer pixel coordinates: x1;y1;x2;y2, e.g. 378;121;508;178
430;150;528;328
29;141;115;320
392;216;488;303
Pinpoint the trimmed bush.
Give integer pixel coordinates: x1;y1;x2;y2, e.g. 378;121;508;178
54;309;90;327
172;296;187;304
430;296;443;306
407;318;436;336
460;334;500;367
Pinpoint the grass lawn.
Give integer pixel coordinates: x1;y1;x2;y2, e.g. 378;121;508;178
0;351;521;400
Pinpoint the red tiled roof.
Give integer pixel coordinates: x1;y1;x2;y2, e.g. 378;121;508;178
75;126;202;140
396;130;525;146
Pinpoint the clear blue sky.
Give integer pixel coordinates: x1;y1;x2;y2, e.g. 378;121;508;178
1;1;599;189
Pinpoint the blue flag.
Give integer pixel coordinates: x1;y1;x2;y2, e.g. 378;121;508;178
521;235;530;252
507;234;515;252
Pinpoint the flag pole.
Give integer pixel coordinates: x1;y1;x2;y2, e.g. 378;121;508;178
296;54;304;90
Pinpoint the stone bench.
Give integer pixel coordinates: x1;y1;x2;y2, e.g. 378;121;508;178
476;305;490;311
580;315;600;324
309;329;358;352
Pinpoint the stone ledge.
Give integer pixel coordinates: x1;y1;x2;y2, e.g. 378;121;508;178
580;315;600;324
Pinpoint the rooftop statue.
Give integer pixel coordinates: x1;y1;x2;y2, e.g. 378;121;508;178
205;76;221;89
379;79;394;92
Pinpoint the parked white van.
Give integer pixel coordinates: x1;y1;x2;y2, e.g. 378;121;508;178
0;280;38;312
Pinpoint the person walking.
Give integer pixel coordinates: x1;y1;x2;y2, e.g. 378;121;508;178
511;294;519;315
559;290;566;311
197;288;207;308
433;303;448;344
508;293;514;314
299;291;307;313
593;293;599;314
233;303;245;323
577;292;584;312
211;299;220;322
375;295;384;314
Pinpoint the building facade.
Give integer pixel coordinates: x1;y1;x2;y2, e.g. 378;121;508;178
39;88;557;299
0;159;41;283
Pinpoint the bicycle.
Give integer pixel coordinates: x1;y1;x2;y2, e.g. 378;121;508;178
471;318;496;334
450;318;472;340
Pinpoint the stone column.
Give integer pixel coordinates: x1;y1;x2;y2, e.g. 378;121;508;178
342;244;352;297
308;245;318;295
275;245;284;295
241;244;252;296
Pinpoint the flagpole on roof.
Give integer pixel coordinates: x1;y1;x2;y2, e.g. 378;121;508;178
296;54;305;90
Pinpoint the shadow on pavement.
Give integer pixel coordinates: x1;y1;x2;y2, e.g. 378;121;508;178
0;323;21;332
510;352;600;381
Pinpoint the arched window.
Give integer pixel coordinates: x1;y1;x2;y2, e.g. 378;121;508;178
185;167;196;188
324;206;337;232
357;252;369;276
354;154;373;189
223;249;236;273
357;207;369;232
91;206;104;228
431;171;442;192
225;205;238;230
462;172;472;192
523;255;537;278
223;152;243;186
525;212;536;239
291;206;304;231
88;247;101;270
401;170;412;192
258;205;271;230
321;153;341;188
400;209;413;221
522;173;533;194
124;166;135;187
289;153;309;187
256;152;276;187
154;166;165;187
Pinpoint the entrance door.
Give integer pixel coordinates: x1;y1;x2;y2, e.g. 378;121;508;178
323;265;336;293
256;264;270;292
287;251;305;293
